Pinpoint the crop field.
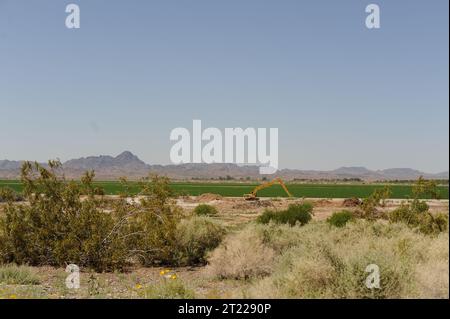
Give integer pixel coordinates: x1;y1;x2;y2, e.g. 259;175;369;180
0;180;448;199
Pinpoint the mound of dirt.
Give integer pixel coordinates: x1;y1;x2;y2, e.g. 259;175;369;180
232;200;274;210
315;199;333;206
197;193;223;202
343;197;362;207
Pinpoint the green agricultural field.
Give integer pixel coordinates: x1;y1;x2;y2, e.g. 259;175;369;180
0;180;448;199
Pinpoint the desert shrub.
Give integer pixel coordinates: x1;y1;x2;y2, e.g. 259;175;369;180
113;174;182;266
193;204;218;216
0;162;184;271
387;177;448;235
141;279;195;299
417;213;448;235
327;210;354;228
414;232;449;298
0;162;129;272
175;216;225;265
256;210;278;224
224;221;448;299
0;187;23;202
0;264;40;285
357;186;391;220
207;225;275;279
412;176;441;199
389;201;448;235
257;203;313;226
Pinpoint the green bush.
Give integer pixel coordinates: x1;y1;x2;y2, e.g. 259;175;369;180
0;162;183;271
257;203;313;226
357;187;391;220
389;202;448;235
0;162;129;272
381;178;448;235
193;204;218;216
175;216;225;265
327;210;354;228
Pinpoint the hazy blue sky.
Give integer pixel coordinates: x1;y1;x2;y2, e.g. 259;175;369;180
0;0;448;172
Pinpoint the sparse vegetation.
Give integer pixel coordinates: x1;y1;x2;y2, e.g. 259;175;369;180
208;220;449;299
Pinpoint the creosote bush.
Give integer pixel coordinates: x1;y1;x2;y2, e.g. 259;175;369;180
193;204;218;216
0;162;129;271
0;161;188;271
357;186;391;220
389;201;448;235
327;210;354;228
257;203;313;226
388;177;448;235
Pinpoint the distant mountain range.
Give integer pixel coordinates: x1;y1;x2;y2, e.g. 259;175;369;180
0;151;448;181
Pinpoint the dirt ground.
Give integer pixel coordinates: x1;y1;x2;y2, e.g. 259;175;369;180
0;195;448;299
176;195;449;227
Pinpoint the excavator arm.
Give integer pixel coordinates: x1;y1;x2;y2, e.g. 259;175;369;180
244;178;292;200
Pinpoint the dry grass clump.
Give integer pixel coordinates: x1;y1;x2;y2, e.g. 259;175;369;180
206;226;276;280
0;264;40;285
140;279;195;299
209;220;449;298
175;216;226;265
414;233;449;298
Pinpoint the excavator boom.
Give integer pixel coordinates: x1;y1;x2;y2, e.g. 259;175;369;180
244;178;292;200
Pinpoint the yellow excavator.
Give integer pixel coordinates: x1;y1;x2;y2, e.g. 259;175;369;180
244;177;293;201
